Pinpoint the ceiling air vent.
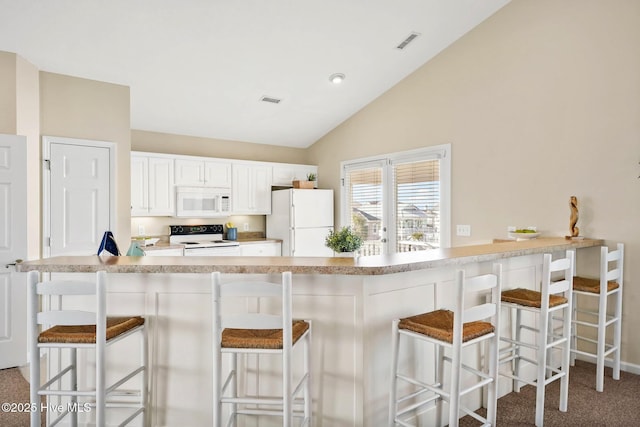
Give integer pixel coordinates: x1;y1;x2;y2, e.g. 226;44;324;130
396;32;420;50
260;96;282;104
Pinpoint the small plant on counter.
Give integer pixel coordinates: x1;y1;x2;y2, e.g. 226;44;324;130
325;226;363;253
306;172;316;181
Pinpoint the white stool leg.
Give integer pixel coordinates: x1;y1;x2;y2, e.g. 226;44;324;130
596;289;607;392
559;304;571;413
29;349;41;427
388;320;400;427
513;308;523;393
486;331;499;425
613;288;622;381
71;348;78;427
535;311;549;427
141;326;148;427
303;325;312;426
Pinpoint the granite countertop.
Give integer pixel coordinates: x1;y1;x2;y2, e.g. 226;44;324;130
17;237;603;276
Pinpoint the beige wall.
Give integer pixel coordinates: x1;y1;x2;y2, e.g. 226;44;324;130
132;129;309;164
0;52;17;133
40;72;131;250
1;52;40;259
308;0;640;364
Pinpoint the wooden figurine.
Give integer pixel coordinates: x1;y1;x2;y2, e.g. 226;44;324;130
569;196;579;238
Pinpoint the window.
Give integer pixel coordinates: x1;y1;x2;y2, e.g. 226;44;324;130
341;144;450;255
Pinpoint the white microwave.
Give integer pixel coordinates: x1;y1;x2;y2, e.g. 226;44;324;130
175;187;231;217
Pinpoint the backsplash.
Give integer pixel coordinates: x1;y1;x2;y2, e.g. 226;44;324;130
131;215;266;238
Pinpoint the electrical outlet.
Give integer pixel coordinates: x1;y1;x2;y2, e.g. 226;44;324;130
138;225;145;236
456;224;471;237
243;223;249;231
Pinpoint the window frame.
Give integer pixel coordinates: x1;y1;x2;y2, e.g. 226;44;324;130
340;144;451;253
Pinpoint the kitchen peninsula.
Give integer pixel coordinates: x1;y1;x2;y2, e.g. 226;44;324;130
19;237;602;426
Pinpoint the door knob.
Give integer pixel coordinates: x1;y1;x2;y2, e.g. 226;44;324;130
4;259;23;268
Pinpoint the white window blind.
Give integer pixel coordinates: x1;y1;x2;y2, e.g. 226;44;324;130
343;162;384;255
392;159;440;252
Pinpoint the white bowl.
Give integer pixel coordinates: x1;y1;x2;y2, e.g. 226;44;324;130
508;232;540;240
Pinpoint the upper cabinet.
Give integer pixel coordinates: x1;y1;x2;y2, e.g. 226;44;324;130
272;163;318;187
131;152;175;216
131;152;316;217
175;157;232;188
232;162;273;214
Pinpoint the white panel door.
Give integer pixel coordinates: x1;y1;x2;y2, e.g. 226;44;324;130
0;134;27;369
49;142;111;256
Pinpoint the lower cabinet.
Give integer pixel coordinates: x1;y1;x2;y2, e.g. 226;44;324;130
239;242;281;256
143;247;184;256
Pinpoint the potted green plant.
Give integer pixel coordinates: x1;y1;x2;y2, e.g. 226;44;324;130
325;226;363;257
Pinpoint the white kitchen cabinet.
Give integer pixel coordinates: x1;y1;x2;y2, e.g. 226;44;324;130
232;162;273;214
143;247;184;256
175;157;232;188
239;242;281;257
272;163;318;187
131;153;174;216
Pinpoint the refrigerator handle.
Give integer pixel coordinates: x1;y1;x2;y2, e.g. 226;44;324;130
291;203;295;228
290;229;295;255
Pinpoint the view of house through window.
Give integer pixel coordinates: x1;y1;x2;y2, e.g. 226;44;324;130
341;145;450;255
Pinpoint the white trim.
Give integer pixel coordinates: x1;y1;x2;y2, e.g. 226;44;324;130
573;354;640;376
42;136;117;258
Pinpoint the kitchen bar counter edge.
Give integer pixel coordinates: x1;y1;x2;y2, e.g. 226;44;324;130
18;237;603;274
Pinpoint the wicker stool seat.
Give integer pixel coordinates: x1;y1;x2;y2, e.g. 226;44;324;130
222;319;310;349
398;309;494;343
390;265;502;427
501;288;567;308
572;276;619;293
38;316;144;344
571;243;624;392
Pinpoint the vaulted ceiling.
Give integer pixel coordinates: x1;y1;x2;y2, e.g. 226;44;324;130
0;0;510;148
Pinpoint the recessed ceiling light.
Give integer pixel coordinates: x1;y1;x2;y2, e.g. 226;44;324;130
329;73;346;84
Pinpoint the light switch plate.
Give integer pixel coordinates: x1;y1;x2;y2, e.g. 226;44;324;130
456;224;471;237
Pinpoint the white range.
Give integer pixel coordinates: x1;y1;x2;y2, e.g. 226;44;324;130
169;224;240;256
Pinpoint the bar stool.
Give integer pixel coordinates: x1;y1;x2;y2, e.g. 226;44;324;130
212;271;312;427
389;264;502;427
27;270;147;427
571;243;623;392
499;251;574;427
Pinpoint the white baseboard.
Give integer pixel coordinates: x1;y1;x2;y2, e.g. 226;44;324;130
573;354;640;376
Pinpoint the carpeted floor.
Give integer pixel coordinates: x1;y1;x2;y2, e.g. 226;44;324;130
0;367;44;427
2;360;640;426
459;360;640;426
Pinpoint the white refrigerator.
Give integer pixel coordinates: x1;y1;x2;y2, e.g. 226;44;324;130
267;189;334;257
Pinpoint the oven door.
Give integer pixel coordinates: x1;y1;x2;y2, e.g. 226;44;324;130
183;245;241;256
